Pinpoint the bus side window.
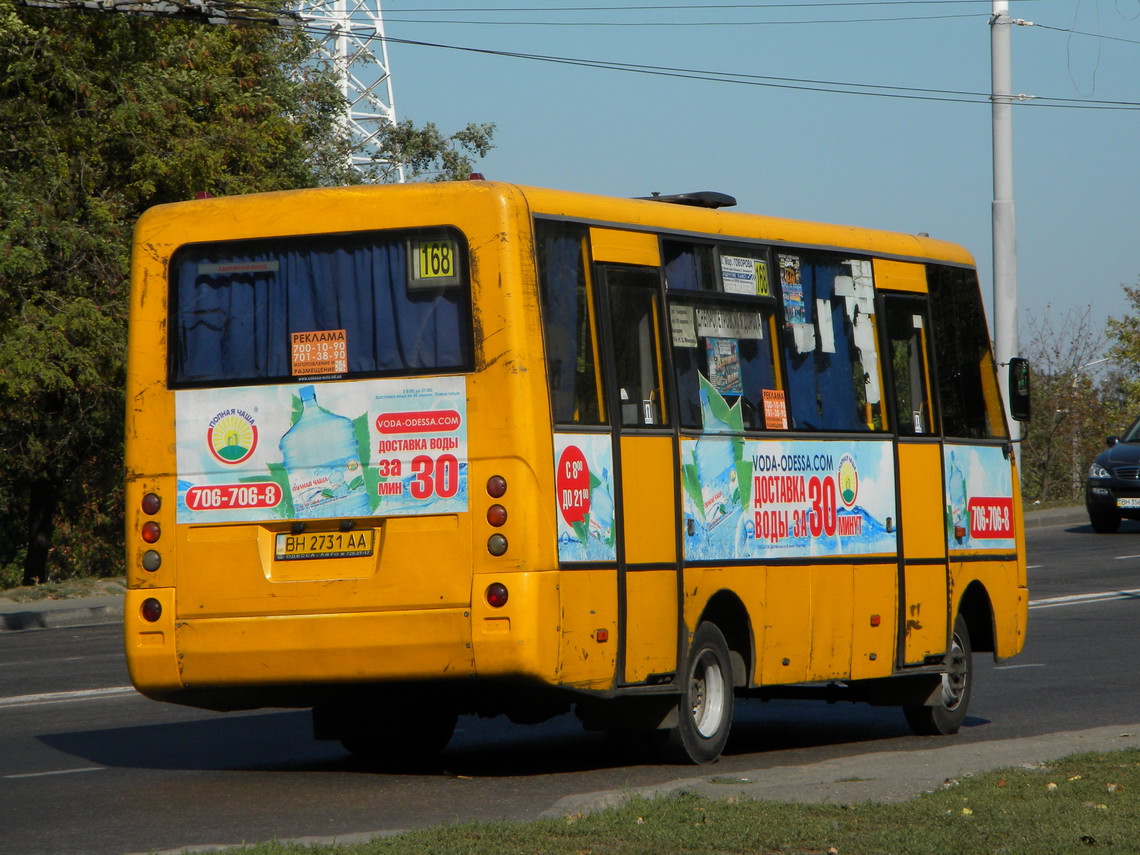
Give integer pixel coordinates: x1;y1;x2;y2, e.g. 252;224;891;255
927;264;1008;439
668;299;778;432
883;298;936;436
605;268;668;427
535;221;606;425
779;254;887;432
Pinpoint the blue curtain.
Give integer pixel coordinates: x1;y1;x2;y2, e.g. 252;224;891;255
171;233;470;386
785;259;864;431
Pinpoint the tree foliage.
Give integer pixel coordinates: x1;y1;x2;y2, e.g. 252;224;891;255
0;2;493;585
1019;280;1139;506
375;119;497;181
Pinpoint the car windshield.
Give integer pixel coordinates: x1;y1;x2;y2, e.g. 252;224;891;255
1119;417;1140;443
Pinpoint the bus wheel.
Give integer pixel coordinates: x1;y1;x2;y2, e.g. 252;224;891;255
333;696;458;765
904;614;972;736
666;622;734;764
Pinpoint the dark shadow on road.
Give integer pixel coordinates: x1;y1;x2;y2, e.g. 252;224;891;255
1065;518;1140;535
37;695;994;778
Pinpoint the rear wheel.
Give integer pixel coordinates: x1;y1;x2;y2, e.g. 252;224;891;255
1089;507;1122;533
665;622;734;764
904;614;972;736
318;692;458;766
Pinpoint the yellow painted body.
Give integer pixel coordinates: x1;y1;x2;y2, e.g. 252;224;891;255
125;181;1026;714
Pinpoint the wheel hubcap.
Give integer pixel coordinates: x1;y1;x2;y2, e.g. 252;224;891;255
940;632;968;711
690;650;726;738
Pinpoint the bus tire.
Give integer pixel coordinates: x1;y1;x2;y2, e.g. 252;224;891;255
666;622;734;764
904;614;972;736
335;696;458;765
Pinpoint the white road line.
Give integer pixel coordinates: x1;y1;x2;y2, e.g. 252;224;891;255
1114;554;1140;560
993;663;1046;670
1029;590;1140;609
1026;564;1043;570
4;767;103;780
0;686;136;708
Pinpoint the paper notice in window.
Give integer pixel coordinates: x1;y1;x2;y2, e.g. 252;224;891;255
291;329;348;376
762;389;788;429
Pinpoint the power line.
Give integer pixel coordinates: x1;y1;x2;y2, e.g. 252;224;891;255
381;13;984;26
302;27;1140;111
19;0;1138;110
383;2;1047;11
1033;21;1140;46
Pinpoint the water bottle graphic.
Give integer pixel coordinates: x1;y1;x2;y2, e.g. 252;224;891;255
279;385;371;519
946;452;968;544
588;469;615;547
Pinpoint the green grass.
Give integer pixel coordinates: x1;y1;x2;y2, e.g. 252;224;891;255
206;749;1140;855
0;576;125;603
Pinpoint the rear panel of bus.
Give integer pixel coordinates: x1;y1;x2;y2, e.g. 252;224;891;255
124;182;564;708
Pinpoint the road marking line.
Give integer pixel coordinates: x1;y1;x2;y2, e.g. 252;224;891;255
1029;590;1140;609
993;663;1046;670
0;686;136;708
1026;564;1043;570
1114;554;1140;560
4;767;103;780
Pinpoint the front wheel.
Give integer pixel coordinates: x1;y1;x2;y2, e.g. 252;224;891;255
1089;507;1122;533
665;622;734;764
904;614;972;736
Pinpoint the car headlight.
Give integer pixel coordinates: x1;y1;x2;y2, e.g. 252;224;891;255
1089;462;1112;480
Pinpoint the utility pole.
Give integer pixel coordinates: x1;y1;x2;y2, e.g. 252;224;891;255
991;2;1019;443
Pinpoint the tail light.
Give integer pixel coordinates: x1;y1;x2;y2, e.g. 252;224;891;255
486;476;508;556
140;598;163;622
485;582;509;608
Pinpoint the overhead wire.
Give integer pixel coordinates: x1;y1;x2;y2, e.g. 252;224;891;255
291;25;1140;111
19;0;1139;110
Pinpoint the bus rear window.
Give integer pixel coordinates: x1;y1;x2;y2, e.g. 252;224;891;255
168;228;473;387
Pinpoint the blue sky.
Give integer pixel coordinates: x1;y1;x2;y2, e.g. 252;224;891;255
379;1;1138;347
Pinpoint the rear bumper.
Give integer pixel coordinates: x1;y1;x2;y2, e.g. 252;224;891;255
124;587;476;708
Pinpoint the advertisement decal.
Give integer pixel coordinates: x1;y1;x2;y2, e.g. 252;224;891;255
175;377;468;523
681;435;898;561
944;444;1016;551
553;433;617;563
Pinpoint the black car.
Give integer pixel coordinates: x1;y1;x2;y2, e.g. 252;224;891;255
1086;417;1140;532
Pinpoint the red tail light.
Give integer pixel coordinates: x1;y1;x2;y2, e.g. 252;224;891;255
485;583;508;608
141;598;162;622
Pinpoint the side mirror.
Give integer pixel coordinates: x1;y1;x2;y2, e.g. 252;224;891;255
1108;436;1119;448
1008;357;1030;422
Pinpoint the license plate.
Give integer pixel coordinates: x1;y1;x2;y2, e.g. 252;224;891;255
1118;498;1140;509
274;529;374;561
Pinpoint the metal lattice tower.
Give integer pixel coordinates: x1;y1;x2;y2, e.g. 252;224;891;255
294;0;403;180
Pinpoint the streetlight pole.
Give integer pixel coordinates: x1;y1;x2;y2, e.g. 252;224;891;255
991;2;1020;447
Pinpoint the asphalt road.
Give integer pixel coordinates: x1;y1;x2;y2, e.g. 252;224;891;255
3;514;1140;855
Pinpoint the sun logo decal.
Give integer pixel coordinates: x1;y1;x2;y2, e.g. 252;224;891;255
837;454;858;508
207;410;258;465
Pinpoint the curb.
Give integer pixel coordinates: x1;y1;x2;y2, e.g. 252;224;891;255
0;595;124;632
541;723;1140;816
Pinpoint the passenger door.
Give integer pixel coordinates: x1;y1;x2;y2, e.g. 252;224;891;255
592;239;680;686
881;292;949;666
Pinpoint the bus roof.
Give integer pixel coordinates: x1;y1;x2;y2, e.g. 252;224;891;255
135;180;976;268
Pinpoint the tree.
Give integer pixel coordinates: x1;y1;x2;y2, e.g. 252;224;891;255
1019;305;1123;504
375;119;497;181
0;2;494;585
1105;277;1140;405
